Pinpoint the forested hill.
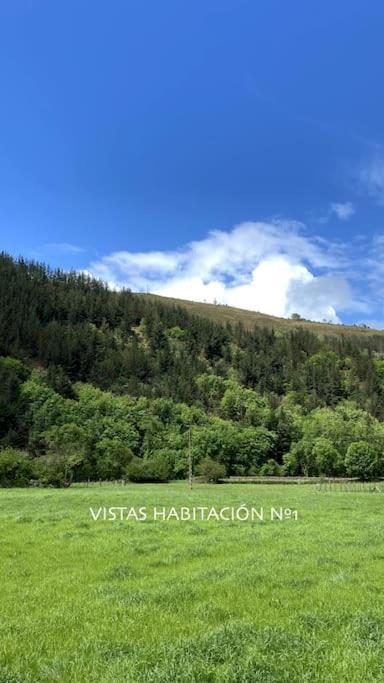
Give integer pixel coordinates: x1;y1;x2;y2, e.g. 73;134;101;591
2;251;384;408
2;251;384;485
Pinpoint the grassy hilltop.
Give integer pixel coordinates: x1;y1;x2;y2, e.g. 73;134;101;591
142;292;384;339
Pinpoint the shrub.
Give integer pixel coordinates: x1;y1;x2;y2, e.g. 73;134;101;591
283;440;313;476
312;437;343;476
126;458;170;483
151;448;187;479
259;459;281;476
0;448;32;487
196;457;226;483
31;454;72;487
232;464;247;476
345;441;381;480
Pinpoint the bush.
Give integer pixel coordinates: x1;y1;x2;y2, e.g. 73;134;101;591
259;459;281;476
232;464;247;476
312;437;343;476
196;457;226;483
0;448;32;487
151;448;187;479
31;454;72;488
126;458;170;483
345;441;381;480
282;441;312;476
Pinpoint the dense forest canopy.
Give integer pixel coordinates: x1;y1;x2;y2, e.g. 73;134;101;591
1;251;384;485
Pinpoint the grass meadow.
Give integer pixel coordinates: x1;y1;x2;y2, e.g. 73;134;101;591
1;482;384;682
143;293;384;340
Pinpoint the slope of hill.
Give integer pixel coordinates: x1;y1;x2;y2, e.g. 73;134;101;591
141;293;381;339
2;252;384;484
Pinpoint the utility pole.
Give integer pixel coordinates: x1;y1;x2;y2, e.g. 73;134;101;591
188;426;193;490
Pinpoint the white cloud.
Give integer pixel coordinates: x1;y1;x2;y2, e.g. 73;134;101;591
330;202;355;221
87;220;367;323
286;276;355;323
359;154;384;204
360;234;384;297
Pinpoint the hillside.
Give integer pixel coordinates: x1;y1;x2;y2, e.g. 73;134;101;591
141;293;383;339
2;251;384;484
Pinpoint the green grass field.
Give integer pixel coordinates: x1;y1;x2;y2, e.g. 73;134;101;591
1;482;384;682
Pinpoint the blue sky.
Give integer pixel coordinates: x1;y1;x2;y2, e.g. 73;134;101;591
2;1;384;324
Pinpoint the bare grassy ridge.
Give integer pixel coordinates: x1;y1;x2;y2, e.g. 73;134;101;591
141;293;384;338
2;482;384;682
